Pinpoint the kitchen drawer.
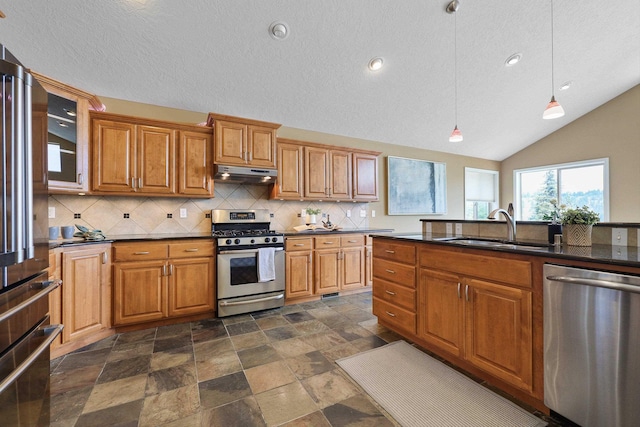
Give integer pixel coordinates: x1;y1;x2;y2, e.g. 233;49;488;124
373;297;416;335
373;258;416;288
373;240;416;264
373;278;416;312
315;235;341;249
340;234;365;247
113;242;168;262
286;238;313;251
169;241;214;258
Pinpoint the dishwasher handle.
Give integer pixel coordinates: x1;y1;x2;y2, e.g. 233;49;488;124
546;275;640;295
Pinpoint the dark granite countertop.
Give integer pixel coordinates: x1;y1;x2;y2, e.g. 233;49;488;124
371;232;640;268
282;228;394;236
48;232;213;249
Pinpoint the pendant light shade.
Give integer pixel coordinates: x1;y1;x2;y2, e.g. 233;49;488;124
543;0;564;119
447;0;463;141
449;125;463;142
543;95;565;119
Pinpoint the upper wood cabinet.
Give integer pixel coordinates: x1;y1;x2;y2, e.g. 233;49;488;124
32;72;103;194
271;138;380;202
91;112;213;197
207;113;281;168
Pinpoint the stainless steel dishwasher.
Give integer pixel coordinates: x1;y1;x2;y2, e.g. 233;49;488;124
544;264;640;427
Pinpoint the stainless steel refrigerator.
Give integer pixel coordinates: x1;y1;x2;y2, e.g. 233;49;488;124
0;44;62;426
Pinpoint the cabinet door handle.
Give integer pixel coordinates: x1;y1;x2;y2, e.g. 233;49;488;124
385;290;396;296
308;254;312;263
184;248;199;252
77;173;83;185
133;251;150;255
385;269;395;274
457;282;461;299
162;265;167;276
465;284;469;302
102;252;107;264
169;264;174;275
131;177;136;188
138;178;143;188
385;311;396;317
385;250;395;254
248;152;252;162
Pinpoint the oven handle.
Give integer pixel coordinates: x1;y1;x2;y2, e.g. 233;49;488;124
218;247;284;255
0;324;63;394
219;293;284;306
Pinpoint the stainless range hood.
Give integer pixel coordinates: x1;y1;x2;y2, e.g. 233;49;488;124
214;164;277;184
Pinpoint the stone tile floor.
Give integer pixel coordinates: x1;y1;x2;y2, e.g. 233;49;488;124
49;291;571;426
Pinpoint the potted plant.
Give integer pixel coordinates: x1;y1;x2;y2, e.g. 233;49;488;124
560;205;600;246
305;208;321;225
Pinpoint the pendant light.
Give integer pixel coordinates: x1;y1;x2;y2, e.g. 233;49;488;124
447;0;463;142
542;0;565;119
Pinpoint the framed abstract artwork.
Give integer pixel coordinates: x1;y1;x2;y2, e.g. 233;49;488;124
387;156;447;215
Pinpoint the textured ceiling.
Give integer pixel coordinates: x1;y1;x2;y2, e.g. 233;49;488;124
1;1;638;160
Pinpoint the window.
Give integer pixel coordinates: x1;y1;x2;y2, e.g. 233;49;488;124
514;158;609;221
465;168;499;220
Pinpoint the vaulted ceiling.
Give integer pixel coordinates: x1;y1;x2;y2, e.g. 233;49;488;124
1;0;638;160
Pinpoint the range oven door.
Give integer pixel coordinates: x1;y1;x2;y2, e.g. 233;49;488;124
217;248;285;317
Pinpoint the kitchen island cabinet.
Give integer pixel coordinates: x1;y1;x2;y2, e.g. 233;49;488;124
112;239;215;328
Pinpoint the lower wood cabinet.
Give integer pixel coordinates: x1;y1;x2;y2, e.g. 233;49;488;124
112;240;215;326
285;234;367;302
48;243;113;358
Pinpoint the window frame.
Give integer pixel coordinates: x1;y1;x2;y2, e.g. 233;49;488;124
513;158;610;222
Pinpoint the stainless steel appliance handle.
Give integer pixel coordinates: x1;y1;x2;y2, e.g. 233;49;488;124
0;324;64;394
219;293;284;306
11;62;26;263
546;275;640;294
0;279;62;323
218;247;284;255
23;72;35;259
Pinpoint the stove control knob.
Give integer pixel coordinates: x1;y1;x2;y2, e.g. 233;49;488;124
225;239;232;245
250;239;255;244
272;237;278;243
265;237;271;243
234;238;241;245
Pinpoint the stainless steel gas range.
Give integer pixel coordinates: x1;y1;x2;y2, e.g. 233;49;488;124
212;209;285;317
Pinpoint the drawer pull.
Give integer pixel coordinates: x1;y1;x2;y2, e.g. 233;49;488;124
323;241;335;245
385;290;396;296
385;250;395;254
184;248;199;252
348;240;358;243
385;311;396;317
294;243;305;246
385;269;395;274
133;251;150;255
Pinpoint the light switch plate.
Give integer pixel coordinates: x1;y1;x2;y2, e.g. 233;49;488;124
612;228;627;246
455;223;463;236
346;209;351;218
446;223;453;237
179;208;187;218
425;222;432;233
48;207;55;219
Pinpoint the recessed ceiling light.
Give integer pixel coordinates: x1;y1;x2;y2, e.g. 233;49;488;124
269;21;289;40
368;57;384;71
505;53;522;66
559;81;573;90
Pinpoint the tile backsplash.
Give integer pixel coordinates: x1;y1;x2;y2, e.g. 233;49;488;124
48;183;370;236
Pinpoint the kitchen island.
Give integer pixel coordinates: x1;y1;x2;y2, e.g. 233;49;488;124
371;232;640;414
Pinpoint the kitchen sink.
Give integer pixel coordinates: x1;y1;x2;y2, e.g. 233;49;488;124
433;237;552;251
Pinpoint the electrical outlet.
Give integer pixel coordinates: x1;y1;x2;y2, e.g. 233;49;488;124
179;208;187;218
360;209;367;218
346;209;351;218
612;228;627;246
371;210;376;217
446;223;453;236
455;223;463;236
48;207;55;219
301;209;306;217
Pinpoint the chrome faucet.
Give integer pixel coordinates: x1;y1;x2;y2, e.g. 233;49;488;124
488;208;517;241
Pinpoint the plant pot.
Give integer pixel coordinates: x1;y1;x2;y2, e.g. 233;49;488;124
305;214;317;225
547;224;563;244
564;224;593;246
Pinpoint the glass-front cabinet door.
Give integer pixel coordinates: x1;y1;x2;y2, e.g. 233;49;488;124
31;71;103;194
